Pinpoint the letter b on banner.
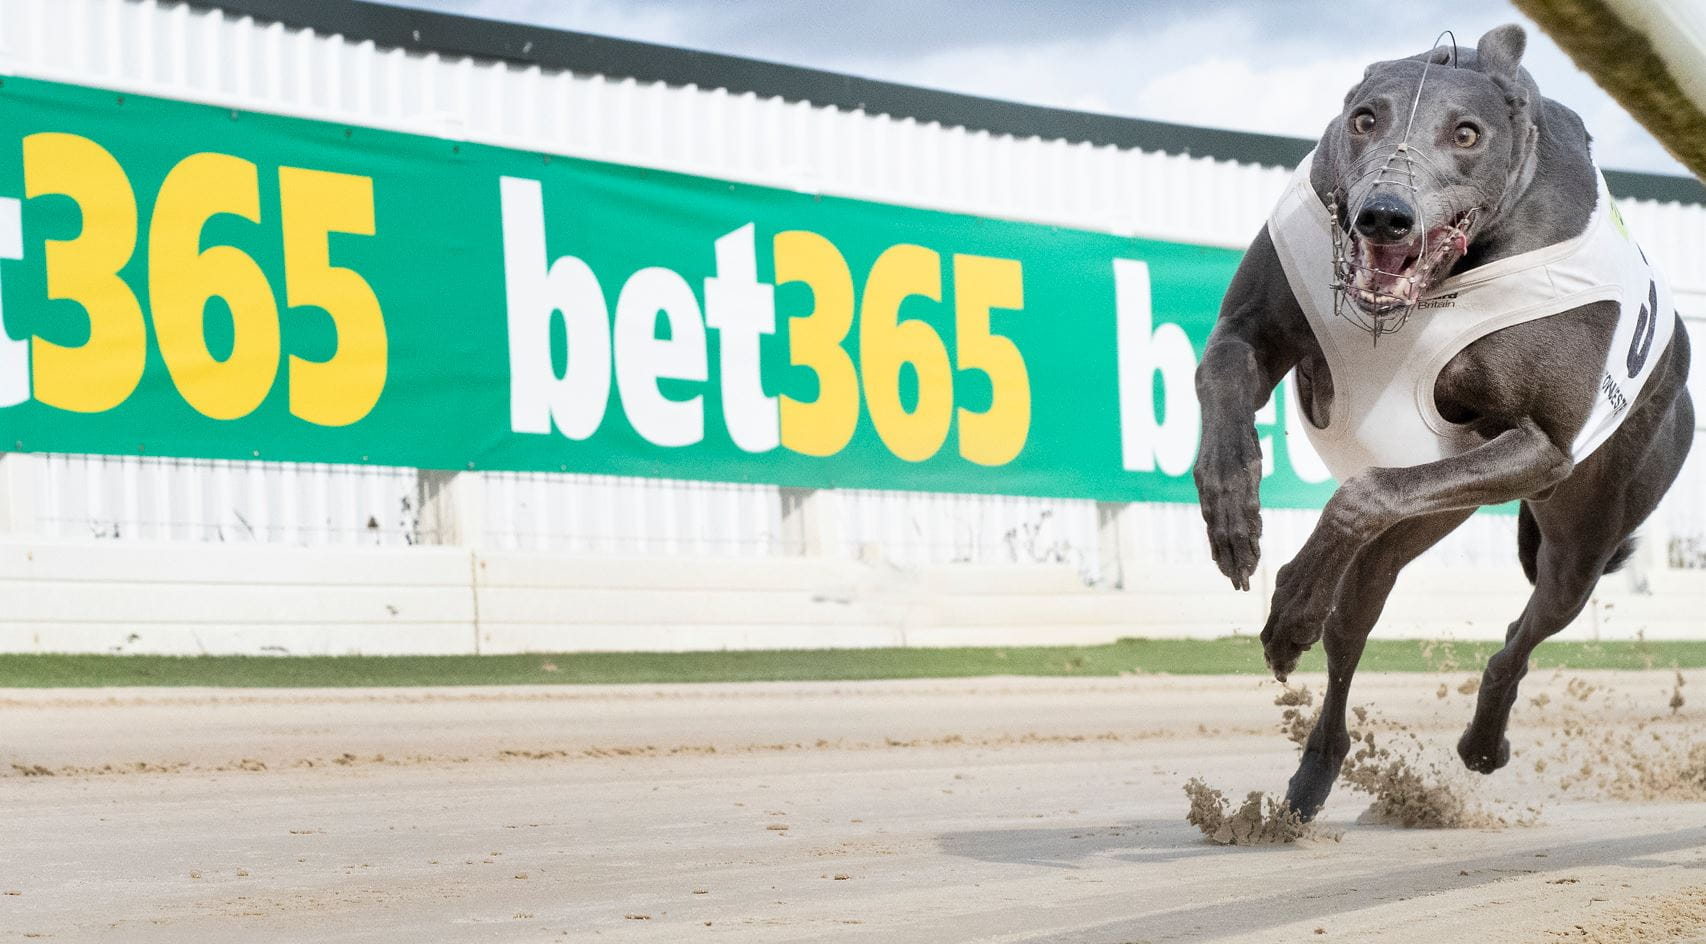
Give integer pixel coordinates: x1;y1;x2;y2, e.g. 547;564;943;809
501;176;612;441
1115;258;1198;476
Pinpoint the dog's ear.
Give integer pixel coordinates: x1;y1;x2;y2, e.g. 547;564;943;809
1476;24;1527;79
1477;25;1543;228
1477;24;1535;123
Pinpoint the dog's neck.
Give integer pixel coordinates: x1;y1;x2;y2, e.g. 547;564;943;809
1453;96;1598;274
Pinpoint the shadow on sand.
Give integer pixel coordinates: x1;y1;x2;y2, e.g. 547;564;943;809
937;817;1706;941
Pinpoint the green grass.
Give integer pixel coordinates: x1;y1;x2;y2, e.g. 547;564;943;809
1;637;1703;688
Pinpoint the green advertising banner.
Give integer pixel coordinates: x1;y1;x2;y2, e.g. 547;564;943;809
0;75;1336;507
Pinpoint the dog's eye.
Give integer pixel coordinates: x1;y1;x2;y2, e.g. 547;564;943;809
1454;123;1481;148
1350;111;1376;134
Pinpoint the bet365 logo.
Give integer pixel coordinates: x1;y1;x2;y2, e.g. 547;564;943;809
0;132;386;424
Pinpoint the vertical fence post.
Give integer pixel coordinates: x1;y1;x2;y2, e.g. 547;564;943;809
0;453;41;535
1094;501;1135;589
417;469;486;656
417;469;485;546
780;487;847;558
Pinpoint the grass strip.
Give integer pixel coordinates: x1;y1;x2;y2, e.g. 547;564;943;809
1;636;1702;688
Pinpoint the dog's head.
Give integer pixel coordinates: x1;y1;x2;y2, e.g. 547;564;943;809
1314;24;1542;322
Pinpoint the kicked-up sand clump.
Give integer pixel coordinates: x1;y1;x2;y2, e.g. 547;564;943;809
1275;683;1319;748
1565;676;1600;702
1187;680;1527;838
1338;709;1505;829
1540;675;1706;802
1419;639;1462;673
1180;685;1339;845
1279;686;1514;829
1183;778;1314;845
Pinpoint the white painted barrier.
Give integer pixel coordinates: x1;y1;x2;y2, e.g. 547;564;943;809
0;533;1698;655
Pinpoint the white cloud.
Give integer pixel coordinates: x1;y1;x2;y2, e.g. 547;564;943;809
1128;56;1366;139
383;0;1691;175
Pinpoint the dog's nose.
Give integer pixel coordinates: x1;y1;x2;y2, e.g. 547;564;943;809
1354;195;1415;243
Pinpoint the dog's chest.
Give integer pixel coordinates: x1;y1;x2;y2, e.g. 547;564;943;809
1266;153;1674;481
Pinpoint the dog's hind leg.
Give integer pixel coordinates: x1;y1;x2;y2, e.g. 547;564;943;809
1456;515;1627;774
1459;396;1694;773
1286;509;1473;819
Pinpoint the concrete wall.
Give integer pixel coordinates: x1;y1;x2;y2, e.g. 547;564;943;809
2;535;1697;655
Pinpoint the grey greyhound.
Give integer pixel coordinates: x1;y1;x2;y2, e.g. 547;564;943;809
1193;23;1695;820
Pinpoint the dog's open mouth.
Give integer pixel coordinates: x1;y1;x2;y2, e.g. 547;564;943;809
1341;209;1478;315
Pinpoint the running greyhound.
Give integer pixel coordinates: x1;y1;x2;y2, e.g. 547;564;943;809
1193;23;1694;820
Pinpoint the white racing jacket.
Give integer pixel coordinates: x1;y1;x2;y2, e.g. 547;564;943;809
1267;151;1676;481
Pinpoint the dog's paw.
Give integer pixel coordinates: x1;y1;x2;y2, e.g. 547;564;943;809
1260;560;1335;679
1194;461;1263;591
1208;514;1261;592
1456;729;1511;775
1261;626;1314;681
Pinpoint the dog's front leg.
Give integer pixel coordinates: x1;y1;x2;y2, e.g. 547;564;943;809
1193;227;1310;592
1193;334;1270;591
1263;420;1572;678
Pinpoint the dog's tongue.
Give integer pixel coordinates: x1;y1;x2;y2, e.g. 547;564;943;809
1366;242;1414;275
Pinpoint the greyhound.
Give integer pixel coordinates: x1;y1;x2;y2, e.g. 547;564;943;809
1193;23;1694;820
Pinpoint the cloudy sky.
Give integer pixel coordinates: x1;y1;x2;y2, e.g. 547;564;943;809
378;0;1687;176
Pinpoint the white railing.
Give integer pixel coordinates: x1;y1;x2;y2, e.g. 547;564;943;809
481;472;796;558
33;453;424;546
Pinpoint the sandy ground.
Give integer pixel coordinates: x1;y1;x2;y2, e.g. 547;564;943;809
4;669;1706;943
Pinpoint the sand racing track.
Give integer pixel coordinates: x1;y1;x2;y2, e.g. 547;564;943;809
5;668;1706;943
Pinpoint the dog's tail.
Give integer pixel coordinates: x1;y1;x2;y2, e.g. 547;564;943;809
1517;500;1639;584
1604;536;1639;575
